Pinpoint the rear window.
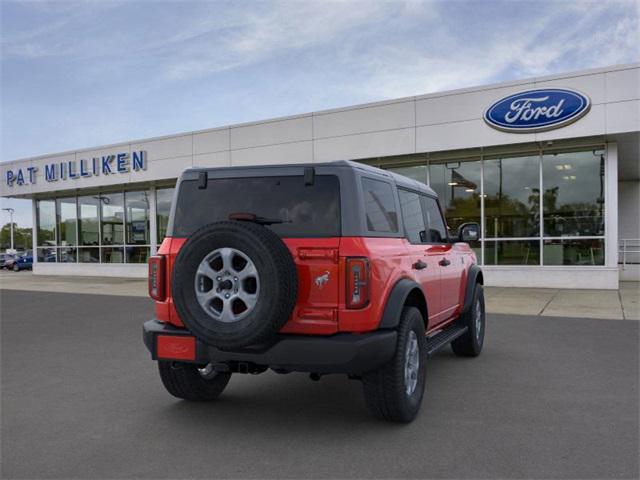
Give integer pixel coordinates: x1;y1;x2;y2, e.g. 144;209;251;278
172;175;341;237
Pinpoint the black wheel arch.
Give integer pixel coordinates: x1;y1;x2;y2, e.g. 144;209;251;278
461;264;483;315
378;278;428;330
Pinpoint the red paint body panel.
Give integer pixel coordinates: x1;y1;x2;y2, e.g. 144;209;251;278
152;235;476;335
156;335;196;361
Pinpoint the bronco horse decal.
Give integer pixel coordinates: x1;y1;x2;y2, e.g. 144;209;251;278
314;271;330;289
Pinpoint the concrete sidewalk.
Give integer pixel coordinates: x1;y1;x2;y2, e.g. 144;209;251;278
1;270;638;320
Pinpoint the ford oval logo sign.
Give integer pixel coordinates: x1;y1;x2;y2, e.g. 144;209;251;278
484;88;591;133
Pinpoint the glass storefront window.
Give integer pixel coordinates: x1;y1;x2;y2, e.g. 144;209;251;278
543;239;604;266
78;247;100;263
542;151;605;237
484;240;540;266
125;191;150;245
126;246;150;263
156;187;175;243
429;160;481;233
389;165;428;185
37;200;56;246
484;155;540;238
56;197;77;246
36;247;56;263
58;247;77;263
100;193;124;245
78;196;100;246
101;247;124;263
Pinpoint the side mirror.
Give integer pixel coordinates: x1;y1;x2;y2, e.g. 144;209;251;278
457;222;480;243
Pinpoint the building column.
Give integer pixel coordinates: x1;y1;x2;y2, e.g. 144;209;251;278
31;198;37;266
149;186;157;255
605;142;619;272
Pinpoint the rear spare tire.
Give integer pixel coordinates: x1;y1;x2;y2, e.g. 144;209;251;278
172;220;298;349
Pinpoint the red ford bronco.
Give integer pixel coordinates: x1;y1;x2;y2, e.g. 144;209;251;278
143;161;484;422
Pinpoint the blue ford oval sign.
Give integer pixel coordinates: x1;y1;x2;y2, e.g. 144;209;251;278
484;88;591;133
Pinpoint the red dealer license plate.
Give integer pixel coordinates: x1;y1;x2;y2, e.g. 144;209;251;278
157;335;196;361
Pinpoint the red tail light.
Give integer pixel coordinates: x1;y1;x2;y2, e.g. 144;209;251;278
346;257;370;309
149;255;166;301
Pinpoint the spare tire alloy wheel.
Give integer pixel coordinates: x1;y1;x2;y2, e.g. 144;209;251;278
172;221;298;349
195;247;260;323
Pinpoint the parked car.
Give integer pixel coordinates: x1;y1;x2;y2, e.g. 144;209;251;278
143;161;484;422
2;253;17;270
12;252;33;271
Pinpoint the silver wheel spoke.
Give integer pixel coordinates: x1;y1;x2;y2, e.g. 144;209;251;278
237;264;258;281
196;262;218;281
220;248;235;272
236;290;257;309
404;331;420;396
194;247;260;324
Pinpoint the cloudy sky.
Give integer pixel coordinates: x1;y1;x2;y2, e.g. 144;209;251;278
1;0;639;226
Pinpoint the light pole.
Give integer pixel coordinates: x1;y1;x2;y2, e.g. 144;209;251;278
2;207;15;251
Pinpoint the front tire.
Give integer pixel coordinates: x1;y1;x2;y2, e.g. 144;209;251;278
158;361;231;401
451;283;485;357
13;264;19;272
362;307;427;422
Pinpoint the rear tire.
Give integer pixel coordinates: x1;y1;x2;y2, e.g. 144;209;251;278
158;361;231;401
451;283;485;357
12;264;19;272
362;307;427;422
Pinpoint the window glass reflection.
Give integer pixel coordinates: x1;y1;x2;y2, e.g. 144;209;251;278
429;160;481;233
484;240;540;265
484;155;540;238
100;193;124;245
37;200;56;246
125;191;150;245
126;246;150;263
78;247;100;263
78;196;100;246
58;247;77;263
543;239;604;265
388;165;428;185
101;247;124;263
542;151;605;237
56;197;77;246
398;189;426;244
156;187;175;243
37;247;56;262
361;178;398;233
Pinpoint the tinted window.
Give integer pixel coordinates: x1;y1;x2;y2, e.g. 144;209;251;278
173;175;340;237
422;196;448;243
156;187;175;242
362;178;398;233
399;189;426;244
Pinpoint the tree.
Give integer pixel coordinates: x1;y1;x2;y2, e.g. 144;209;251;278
0;223;32;251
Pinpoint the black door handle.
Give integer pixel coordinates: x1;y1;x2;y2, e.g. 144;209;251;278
412;260;427;270
439;258;451;267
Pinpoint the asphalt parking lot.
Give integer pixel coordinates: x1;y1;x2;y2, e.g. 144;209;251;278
1;289;638;479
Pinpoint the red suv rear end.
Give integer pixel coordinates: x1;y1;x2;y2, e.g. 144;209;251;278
143;161;484;422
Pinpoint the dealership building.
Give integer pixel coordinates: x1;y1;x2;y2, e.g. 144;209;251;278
1;63;638;289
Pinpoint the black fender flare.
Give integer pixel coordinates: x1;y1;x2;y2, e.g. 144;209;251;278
378;278;428;329
461;264;484;314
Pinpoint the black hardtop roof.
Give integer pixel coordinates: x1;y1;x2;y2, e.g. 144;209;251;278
185;160;436;197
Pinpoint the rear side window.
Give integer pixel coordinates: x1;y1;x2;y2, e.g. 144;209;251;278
173;175;340;237
421;196;448;243
361;177;398;233
398;189;426;244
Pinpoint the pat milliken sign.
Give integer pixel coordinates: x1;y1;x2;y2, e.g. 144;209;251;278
484;88;591;133
5;150;147;187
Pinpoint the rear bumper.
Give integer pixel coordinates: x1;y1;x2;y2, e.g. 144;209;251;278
143;319;397;374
